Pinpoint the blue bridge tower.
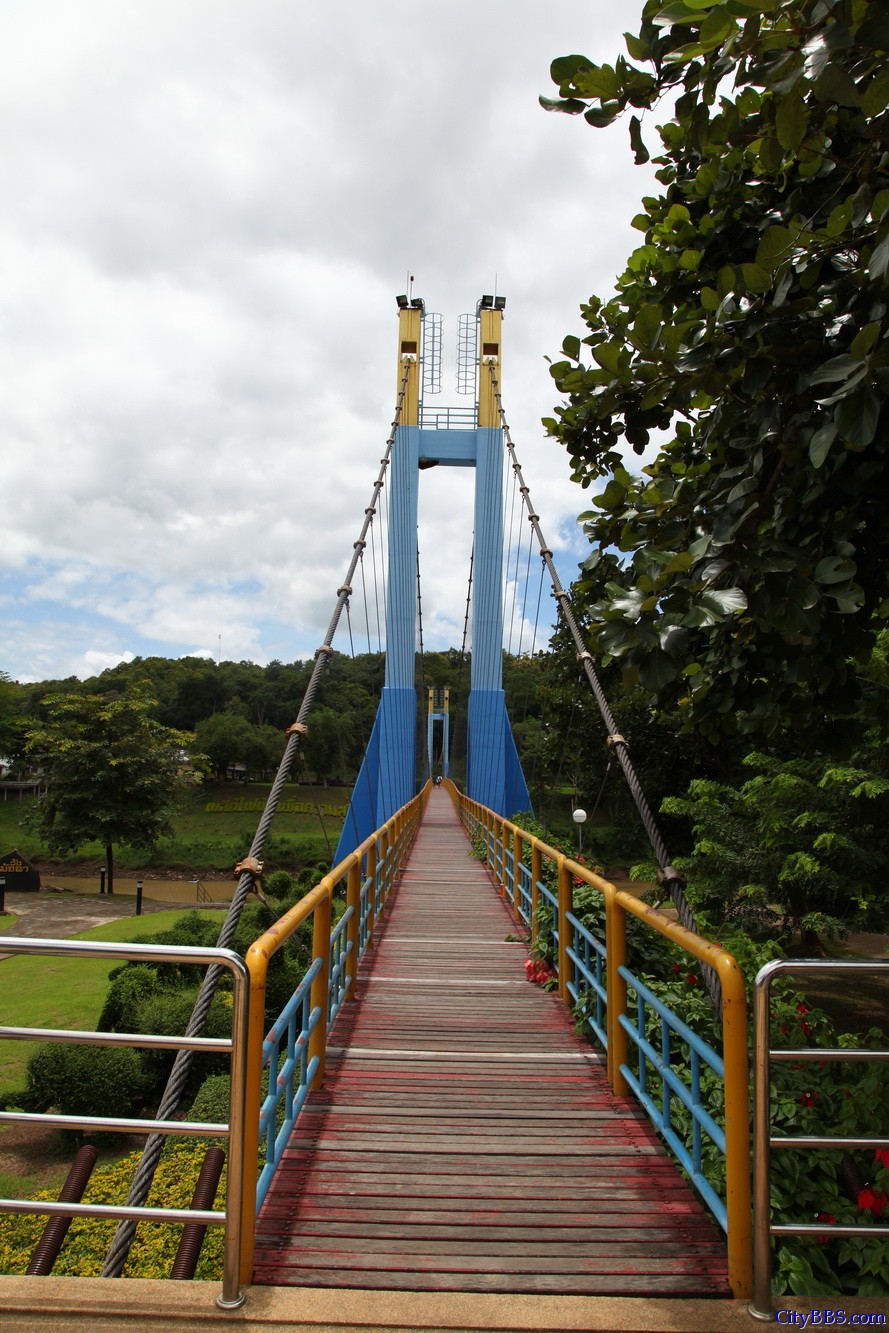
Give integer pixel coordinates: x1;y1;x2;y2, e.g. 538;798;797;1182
334;296;531;863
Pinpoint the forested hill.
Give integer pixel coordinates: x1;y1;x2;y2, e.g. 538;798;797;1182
0;650;550;787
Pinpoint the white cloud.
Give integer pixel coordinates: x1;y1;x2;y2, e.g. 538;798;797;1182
0;1;655;682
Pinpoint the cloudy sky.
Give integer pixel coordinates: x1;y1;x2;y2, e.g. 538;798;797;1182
0;1;657;684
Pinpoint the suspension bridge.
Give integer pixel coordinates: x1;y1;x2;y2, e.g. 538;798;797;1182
4;294;877;1330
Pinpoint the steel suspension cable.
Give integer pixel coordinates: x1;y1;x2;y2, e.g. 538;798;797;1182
485;362;722;1015
341;599;367;853
370;520;384;654
379;467;389;614
416;543;425;666
459;543;474;666
451;542;474;778
503;448;520;654
515;527;535;658
416;541;428;778
359;551;372;653
101;361;413;1278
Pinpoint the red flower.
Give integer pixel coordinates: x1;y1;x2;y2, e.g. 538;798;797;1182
671;964;682;973
526;957;555;985
800;1021;812;1037
780;1024;790;1036
815;1211;835;1244
796;1003;810;1015
858;1188;889;1217
799;1092;817;1107
874;1149;889;1171
686;973;698;986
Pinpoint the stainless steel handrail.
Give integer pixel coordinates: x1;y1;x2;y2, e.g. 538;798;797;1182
0;937;250;1310
751;957;889;1320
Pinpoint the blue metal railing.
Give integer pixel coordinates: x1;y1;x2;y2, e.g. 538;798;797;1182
328;904;355;1026
419;404;477;430
515;858;533;925
567;910;608;1052
359;873;372;953
618;965;727;1230
257;957;323;1211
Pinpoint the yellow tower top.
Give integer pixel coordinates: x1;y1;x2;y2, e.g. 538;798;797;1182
396;302;422;425
477;307;503;429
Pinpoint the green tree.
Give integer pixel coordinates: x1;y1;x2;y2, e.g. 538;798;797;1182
193;712;285;780
25;688;199;891
543;0;889;740
0;672;29;766
302;707;349;784
661;750;889;945
193;712;257;780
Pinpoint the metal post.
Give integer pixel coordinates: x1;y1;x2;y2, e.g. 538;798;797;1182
378;826;390;915
307;888;332;1090
135;880;143;917
720;953;754;1302
606;888;629;1097
98;868;106;896
750;966;774;1319
217;956;250;1311
0;877;5;914
366;840;378;949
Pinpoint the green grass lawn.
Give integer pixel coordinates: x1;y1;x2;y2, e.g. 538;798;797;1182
0;909;228;1098
0;781;351;873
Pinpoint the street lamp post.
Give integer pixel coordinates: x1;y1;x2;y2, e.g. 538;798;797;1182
572;807;588;856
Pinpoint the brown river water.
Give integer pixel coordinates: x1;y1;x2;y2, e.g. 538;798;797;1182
37;875;234;905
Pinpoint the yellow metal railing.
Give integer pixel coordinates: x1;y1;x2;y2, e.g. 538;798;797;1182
445;779;753;1300
239;780;431;1282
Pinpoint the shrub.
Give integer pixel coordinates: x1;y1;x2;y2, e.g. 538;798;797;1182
133;988;232;1100
264;869;295;903
187;1073;232;1126
97;964;162;1033
26;1044;149;1119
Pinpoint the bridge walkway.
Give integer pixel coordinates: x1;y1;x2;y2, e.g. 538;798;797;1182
252;789;730;1296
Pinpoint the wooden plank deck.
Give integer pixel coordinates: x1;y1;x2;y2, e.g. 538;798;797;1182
253;789;730;1295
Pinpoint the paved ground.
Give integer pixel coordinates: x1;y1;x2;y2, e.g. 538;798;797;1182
8;1273;872;1332
0;889;207;954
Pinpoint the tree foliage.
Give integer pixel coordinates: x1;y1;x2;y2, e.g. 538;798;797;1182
25;688;199;890
543;0;889;738
661;749;889;941
193;711;282;780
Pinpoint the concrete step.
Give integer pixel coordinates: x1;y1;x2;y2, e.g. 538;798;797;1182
1;1277;882;1332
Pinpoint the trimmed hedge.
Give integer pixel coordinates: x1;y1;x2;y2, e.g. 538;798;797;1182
25;1045;149;1119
